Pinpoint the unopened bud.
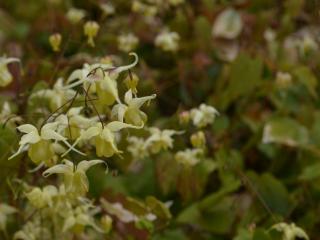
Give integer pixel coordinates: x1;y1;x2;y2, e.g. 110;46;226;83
49;33;62;52
124;72;139;94
84;21;100;47
101;215;112;233
190;131;206;148
179;111;190;125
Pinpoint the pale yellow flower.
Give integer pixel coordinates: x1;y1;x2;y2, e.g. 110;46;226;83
63;121;142;158
145;127;183;154
111;89;156;126
0;56;20;87
9;122;84;162
175;148;203;166
84;21;100;47
26;185;58;209
49;33;62;52
190;104;219;128
271;222;309;240
66;8;86;24
43;159;106;196
155;30;180;52
31;78;77;111
118;33;139;52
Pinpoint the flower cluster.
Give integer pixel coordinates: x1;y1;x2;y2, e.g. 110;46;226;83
3;53;161;238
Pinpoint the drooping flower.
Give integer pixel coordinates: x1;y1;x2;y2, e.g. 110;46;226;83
111;89;156;126
49;33;62;52
84;21;100;47
25;185;58;209
271;222;309;240
132;1;157;17
175;148;203;166
118;33;139;52
127;136;149;160
54;107;98;140
31;78;77;111
63;121;142;158
190;104;219;128
65;53;139;106
0;101;21;126
0;56;20;87
190;131;206;149
66;8;86;24
60;202;104;234
100;215;112;233
155;30;180;52
8;122;84;163
145;127;183;154
43;159;106;196
100;3;115;16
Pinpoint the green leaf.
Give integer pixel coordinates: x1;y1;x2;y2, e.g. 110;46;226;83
247;172;291;216
299;163;320;181
219;53;263;109
293;66;317;99
145;196;172;220
262;117;309;147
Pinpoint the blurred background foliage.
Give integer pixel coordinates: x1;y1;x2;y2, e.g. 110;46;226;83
1;0;320;239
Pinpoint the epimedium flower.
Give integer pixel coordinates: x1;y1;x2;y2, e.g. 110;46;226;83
132;1;157;17
190;104;219;128
155;30;180;52
0;101;22;127
0;56;20;87
8;122;84;164
100;3;115;16
66;8;86;24
54;107;99;140
127;136;149;160
61;203;104;234
190;131;206;149
271;222;309;240
84;21;100;47
145;127;183;154
31;78;77;111
118;33;139;53
175;148;203;166
111;89;156;126
100;215;112;233
63;121;142;158
49;33;62;52
65;53;139;107
25;185;58;209
43;159;107;196
0;203;16;231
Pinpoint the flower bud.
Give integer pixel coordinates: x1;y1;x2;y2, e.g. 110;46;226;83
100;215;112;233
190;131;206;148
179;111;190;125
84;21;100;47
49;33;62;52
124;72;139;94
